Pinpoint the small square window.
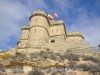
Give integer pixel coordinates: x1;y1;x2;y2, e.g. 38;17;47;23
51;40;55;43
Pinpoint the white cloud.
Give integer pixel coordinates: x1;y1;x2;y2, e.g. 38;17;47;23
53;0;100;47
0;0;49;50
66;6;100;46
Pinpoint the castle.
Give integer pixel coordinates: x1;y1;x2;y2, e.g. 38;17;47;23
1;10;100;75
16;10;90;54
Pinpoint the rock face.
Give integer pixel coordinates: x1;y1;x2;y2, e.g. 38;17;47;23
0;10;100;75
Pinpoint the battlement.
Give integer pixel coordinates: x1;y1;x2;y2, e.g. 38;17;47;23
50;20;64;25
67;32;82;35
21;25;29;30
67;32;84;39
29;10;47;21
31;10;47;16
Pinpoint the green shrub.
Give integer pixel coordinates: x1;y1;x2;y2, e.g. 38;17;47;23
62;53;79;61
39;51;49;59
60;55;65;61
47;51;53;54
42;52;48;59
75;64;89;71
40;51;48;55
0;53;10;59
51;72;66;75
75;63;100;73
69;62;100;74
46;48;50;51
10;54;26;61
39;51;45;56
82;56;100;63
0;64;6;72
10;65;24;73
16;52;21;55
49;53;57;60
67;61;77;68
56;53;61;56
28;70;44;75
89;64;100;73
30;53;39;58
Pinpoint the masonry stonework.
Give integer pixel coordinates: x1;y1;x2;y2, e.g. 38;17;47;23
17;10;90;54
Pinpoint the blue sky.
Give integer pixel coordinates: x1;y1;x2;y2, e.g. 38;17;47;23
0;0;100;51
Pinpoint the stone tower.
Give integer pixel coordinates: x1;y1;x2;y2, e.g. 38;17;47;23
26;10;50;47
29;10;49;39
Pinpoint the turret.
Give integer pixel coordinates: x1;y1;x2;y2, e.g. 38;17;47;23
66;31;84;42
26;10;50;47
17;25;29;48
28;10;50;40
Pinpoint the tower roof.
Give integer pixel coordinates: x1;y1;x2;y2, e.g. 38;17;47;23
50;20;64;25
31;10;47;17
32;10;47;15
29;10;47;21
21;25;29;30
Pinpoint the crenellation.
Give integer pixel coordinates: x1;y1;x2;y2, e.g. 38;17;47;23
50;20;64;25
31;10;47;16
21;25;29;30
67;32;84;40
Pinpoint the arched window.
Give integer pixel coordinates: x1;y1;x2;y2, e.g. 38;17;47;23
52;30;53;33
44;21;45;25
56;29;58;32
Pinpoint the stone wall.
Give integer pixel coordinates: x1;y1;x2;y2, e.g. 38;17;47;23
21;29;29;39
16;10;90;54
29;27;49;40
49;25;66;39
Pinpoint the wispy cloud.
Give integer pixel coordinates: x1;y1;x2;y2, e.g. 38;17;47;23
66;4;100;46
48;0;100;46
0;0;49;50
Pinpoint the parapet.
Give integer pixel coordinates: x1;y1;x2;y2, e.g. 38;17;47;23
50;20;64;25
30;10;47;20
67;32;84;39
21;25;29;30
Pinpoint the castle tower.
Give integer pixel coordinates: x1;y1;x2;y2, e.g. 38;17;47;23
27;10;50;47
29;10;49;40
17;25;29;48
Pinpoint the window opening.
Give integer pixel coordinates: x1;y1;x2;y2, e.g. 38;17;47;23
52;30;53;32
51;40;55;43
